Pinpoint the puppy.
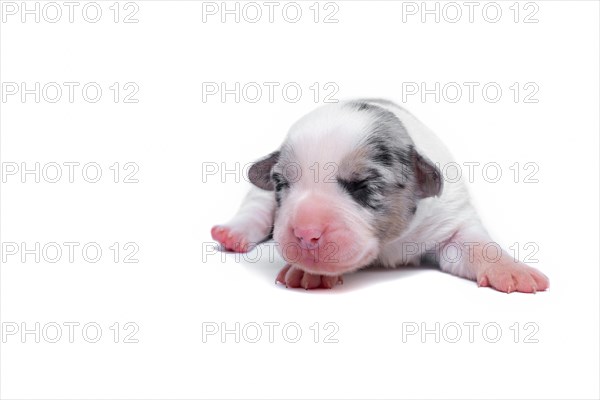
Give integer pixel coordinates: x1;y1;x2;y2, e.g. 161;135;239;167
211;99;549;293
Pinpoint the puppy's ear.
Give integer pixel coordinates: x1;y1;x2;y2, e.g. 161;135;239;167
248;151;280;191
412;147;443;198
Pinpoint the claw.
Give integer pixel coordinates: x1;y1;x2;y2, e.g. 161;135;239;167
476;262;549;294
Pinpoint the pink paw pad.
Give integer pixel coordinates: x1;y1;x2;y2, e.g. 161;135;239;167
275;264;343;290
211;225;252;253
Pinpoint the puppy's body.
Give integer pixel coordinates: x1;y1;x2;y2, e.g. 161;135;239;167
370;100;477;278
211;100;549;292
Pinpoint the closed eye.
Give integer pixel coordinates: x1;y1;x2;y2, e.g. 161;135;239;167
338;179;370;194
337;177;378;209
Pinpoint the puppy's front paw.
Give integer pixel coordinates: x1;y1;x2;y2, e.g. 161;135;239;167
276;264;343;290
211;225;259;253
477;262;549;293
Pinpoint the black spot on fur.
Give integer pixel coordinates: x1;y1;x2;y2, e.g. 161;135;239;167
365;168;382;181
272;172;289;207
354;102;374;112
362;111;412;172
372;142;394;167
420;251;440;267
271;172;289;191
395;148;411;166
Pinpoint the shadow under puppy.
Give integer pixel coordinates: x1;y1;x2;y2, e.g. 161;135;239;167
211;99;549;293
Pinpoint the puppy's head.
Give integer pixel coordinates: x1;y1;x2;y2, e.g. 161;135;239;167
248;101;442;275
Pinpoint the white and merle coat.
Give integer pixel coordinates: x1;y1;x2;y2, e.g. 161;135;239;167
211;100;549;292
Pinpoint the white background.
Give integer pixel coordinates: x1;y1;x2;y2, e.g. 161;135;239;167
1;1;599;399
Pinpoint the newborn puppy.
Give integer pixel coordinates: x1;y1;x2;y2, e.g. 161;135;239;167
211;99;549;293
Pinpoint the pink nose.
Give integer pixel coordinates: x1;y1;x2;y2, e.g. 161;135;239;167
294;228;323;249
